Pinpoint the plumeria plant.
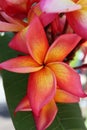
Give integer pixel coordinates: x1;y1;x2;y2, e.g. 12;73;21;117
0;0;87;130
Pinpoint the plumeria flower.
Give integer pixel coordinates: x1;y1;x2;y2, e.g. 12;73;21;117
40;0;87;39
0;17;86;117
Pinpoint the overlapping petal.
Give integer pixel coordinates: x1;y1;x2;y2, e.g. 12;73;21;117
0;0;28;17
44;34;81;63
28;3;57;27
66;9;87;39
54;89;79;103
0;56;43;73
27;67;56;115
34;100;57;130
28;3;42;23
0;12;26;27
40;12;57;27
9;27;29;54
15;95;32;113
0;21;24;32
14;95;57;130
40;0;81;13
40;0;87;39
26;16;49;64
47;62;86;97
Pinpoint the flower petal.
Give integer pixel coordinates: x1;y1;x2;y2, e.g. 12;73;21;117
0;56;43;73
54;89;79;103
40;0;81;13
27;67;56;115
0;21;24;32
15;95;32;114
28;3;57;27
51;15;66;36
33;100;57;130
48;62;86;97
44;34;81;63
0;12;26;27
26;16;49;64
0;0;28;18
40;12;57;27
66;8;87;39
9;27;29;54
28;3;42;23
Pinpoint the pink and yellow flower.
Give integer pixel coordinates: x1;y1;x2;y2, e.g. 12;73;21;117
0;17;86;129
40;0;87;39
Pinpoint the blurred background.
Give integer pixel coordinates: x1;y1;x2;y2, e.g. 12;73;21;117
0;75;15;130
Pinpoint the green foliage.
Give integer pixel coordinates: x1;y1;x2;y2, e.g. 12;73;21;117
0;33;86;130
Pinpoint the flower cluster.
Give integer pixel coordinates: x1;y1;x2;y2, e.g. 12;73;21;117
0;0;87;130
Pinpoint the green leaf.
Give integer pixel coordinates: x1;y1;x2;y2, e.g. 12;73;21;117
0;33;86;130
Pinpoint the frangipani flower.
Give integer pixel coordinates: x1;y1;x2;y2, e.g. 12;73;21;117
0;17;86;117
40;0;87;39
